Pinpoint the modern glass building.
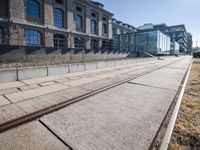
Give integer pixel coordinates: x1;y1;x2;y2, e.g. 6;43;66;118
112;30;171;56
170;41;180;55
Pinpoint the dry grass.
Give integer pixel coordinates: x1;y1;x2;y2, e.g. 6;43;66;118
169;62;200;150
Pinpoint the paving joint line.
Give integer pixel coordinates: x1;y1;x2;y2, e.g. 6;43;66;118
2;94;13;104
39;119;74;150
127;82;177;92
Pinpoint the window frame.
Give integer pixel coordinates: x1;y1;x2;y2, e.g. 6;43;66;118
26;0;41;19
54;8;64;28
76;15;83;29
90;20;97;35
74;37;85;49
25;29;42;46
54;34;65;48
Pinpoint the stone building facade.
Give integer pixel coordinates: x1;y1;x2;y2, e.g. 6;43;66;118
0;0;113;50
112;18;136;35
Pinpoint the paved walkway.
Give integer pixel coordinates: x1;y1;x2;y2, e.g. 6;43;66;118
0;56;192;150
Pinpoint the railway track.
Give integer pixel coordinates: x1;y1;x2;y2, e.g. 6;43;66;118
0;57;187;144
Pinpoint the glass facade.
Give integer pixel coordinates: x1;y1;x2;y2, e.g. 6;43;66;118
25;29;41;46
0;27;3;44
54;34;65;48
112;30;171;55
26;0;40;18
54;8;64;27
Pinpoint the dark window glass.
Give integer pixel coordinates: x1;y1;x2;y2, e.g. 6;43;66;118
54;8;64;27
76;15;82;29
91;39;98;50
54;34;65;48
25;29;41;46
26;0;40;18
76;6;82;12
0;27;3;44
112;27;116;35
91;20;97;34
91;13;96;18
74;37;84;48
103;17;107;21
102;24;107;34
55;0;62;4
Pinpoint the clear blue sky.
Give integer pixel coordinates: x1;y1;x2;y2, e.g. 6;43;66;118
97;0;200;47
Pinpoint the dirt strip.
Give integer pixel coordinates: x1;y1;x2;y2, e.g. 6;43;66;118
169;60;200;150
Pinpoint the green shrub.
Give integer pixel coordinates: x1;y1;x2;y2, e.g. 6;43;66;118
193;51;200;58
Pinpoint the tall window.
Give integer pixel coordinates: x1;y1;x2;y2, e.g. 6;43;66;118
76;15;82;29
112;27;116;35
0;27;3;44
54;8;64;27
91;39;98;50
25;29;41;46
91;20;97;34
102;24;107;35
54;34;65;48
74;37;84;48
26;0;40;18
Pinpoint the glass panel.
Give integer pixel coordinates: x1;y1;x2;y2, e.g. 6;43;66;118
74;37;84;48
76;15;82;29
54;8;64;27
90;20;97;34
25;29;41;46
54;34;65;48
26;0;40;18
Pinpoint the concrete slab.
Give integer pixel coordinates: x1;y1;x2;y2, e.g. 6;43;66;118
5;84;69;103
38;81;57;87
80;75;130;91
62;77;100;87
0;104;26;125
0;88;19;95
18;84;41;91
41;83;176;150
0;121;70;150
0;81;25;91
0;96;10;107
129;67;187;91
56;87;91;100
15;97;51;114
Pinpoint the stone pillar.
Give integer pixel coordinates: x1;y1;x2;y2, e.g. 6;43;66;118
45;30;53;47
67;0;75;31
85;8;90;34
98;13;103;37
9;24;25;46
108;17;113;39
44;0;54;26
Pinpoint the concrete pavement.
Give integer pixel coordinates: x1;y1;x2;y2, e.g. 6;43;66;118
0;56;192;150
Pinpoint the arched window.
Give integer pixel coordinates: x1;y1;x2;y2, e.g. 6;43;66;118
102;24;107;35
26;0;40;18
25;29;41;46
74;37;84;48
76;15;82;29
91;20;97;35
54;34;65;48
54;8;64;27
91;39;98;50
0;27;3;44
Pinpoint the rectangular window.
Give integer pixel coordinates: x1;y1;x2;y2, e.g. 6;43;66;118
76;6;82;12
55;0;62;4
